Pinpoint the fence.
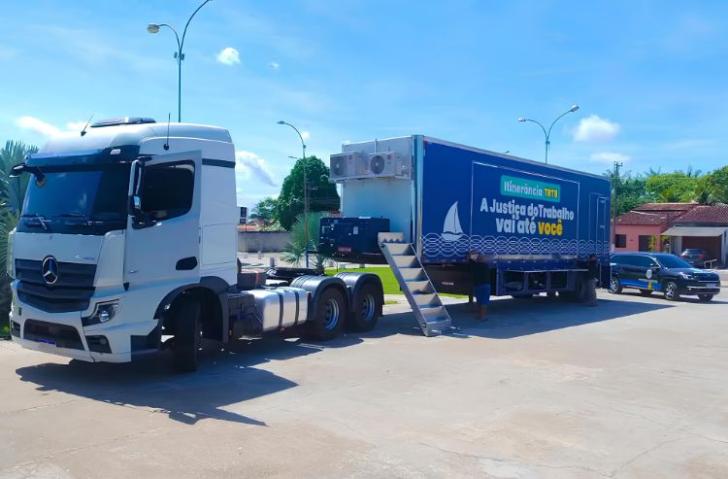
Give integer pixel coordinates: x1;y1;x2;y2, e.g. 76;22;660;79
238;231;291;252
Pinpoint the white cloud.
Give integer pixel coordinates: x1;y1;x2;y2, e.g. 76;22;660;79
590;152;631;164
16;116;87;138
268;61;280;70
216;47;240;66
16;116;62;137
573;115;620;143
301;130;311;141
235;150;277;187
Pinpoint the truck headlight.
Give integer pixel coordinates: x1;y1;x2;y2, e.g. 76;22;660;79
82;300;120;326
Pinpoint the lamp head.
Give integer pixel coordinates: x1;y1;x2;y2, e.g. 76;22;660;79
277;120;286;125
147;23;161;34
569;104;580;113
517;117;526;122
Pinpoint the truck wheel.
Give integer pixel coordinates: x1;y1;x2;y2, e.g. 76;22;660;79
664;281;680;301
698;294;714;302
608;277;623;294
349;282;381;332
308;287;346;341
639;289;653;296
172;298;202;372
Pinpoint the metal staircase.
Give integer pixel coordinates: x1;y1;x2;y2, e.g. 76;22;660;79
379;233;453;336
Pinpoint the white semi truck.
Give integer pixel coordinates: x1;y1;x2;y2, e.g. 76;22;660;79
7;117;384;371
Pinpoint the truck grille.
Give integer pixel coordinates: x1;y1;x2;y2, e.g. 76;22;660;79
15;259;96;313
23;319;84;350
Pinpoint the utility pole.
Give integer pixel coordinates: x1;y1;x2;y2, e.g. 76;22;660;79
612;160;623;250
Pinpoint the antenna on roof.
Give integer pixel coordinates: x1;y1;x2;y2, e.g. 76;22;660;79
163;113;171;151
80;114;94;136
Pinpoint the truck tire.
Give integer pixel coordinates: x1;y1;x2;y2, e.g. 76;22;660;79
308;287;346;341
172;297;202;372
349;282;382;332
698;294;714;302
664;281;680;301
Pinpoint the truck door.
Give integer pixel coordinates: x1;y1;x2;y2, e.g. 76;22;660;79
124;152;202;290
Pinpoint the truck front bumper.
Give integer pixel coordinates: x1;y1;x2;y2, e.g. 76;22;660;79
10;297;160;364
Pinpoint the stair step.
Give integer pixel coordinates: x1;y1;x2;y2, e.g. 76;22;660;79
393;255;418;268
379;239;452;338
383;243;412;255
405;280;431;294
420;305;447;317
399;267;424;281
412;292;440;307
424;318;452;336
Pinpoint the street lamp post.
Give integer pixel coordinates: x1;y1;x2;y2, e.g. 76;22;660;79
518;105;580;164
278;120;310;268
147;0;213;122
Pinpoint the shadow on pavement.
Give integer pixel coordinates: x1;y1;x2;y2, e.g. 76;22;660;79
15;334;363;426
366;295;676;339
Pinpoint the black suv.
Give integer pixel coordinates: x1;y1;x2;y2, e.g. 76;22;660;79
609;252;721;302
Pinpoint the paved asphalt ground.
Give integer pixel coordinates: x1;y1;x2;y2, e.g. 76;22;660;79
1;290;727;479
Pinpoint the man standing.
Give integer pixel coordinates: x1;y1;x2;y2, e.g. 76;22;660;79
469;252;491;320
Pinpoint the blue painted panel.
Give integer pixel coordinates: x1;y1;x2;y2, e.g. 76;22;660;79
420;140;611;271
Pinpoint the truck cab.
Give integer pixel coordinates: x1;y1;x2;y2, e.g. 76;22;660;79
9;118;383;370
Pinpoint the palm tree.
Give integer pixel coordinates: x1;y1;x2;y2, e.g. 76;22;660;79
0;140;36;335
282;211;329;270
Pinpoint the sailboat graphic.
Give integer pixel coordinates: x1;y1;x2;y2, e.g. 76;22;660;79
442;201;464;241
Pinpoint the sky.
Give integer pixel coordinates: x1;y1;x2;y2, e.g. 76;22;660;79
1;0;727;208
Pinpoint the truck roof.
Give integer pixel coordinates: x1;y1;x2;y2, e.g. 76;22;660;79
37;121;233;156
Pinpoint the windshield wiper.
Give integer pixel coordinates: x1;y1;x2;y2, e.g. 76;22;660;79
21;213;50;231
56;213;122;226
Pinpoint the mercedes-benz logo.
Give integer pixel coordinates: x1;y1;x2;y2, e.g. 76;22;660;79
41;256;59;285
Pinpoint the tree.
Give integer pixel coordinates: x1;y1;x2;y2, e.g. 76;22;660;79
0;140;36;213
700;166;728;204
282;211;329;270
250;197;278;226
644;171;700;203
604;165;650;216
276;156;339;230
0;140;37;335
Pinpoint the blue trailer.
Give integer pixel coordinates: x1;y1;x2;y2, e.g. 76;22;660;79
322;135;611;302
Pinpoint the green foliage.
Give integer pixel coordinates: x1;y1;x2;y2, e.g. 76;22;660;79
250;197;278;227
644;172;699;203
0;140;37;334
0;140;35;213
700;166;728;203
282;211;329;270
276;156;339;230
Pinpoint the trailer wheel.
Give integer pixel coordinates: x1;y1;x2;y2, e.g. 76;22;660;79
172;297;202;372
308;287;346;341
349;282;382;332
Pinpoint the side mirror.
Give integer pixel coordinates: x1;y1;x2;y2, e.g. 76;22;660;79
9;163;26;178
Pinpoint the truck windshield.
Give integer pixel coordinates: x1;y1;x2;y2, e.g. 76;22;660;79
18;164;130;235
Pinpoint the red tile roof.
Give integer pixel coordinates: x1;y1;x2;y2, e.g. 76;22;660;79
616;211;669;226
634;202;697;212
673;204;728;225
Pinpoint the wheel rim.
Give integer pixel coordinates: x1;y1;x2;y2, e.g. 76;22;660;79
323;298;341;330
610;278;619;292
360;293;376;323
666;283;676;299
